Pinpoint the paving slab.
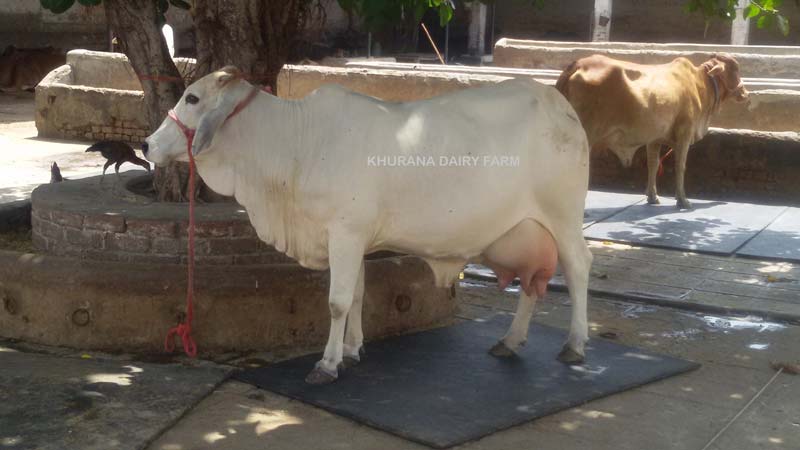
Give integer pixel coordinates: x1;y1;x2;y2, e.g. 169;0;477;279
738;207;800;262
0;350;230;450
583;190;644;227
583;198;788;254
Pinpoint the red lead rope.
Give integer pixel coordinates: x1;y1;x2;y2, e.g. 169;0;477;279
163;85;269;357
164;114;198;357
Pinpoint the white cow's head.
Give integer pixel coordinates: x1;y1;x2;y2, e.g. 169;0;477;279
143;66;248;166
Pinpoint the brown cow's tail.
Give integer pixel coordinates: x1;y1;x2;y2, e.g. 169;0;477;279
555;61;579;97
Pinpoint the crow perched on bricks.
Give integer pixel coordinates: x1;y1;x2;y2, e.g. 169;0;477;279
85;140;150;181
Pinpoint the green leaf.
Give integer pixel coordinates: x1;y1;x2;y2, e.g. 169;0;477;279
437;4;453;27
763;0;775;11
745;4;760;18
413;1;427;23
168;0;191;9
77;0;102;6
757;13;774;28
777;14;790;35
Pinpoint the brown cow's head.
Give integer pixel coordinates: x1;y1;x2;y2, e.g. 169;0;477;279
703;53;749;103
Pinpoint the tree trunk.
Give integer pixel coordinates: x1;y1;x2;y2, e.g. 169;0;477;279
104;0;196;202
189;1;316;201
193;0;312;87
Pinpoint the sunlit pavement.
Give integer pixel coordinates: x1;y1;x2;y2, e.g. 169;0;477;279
0;93;138;203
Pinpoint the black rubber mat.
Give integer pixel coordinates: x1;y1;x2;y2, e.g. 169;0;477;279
738;207;800;262
235;315;700;448
584;190;644;227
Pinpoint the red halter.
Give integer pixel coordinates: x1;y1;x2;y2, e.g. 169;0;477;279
166;85;264;146
163;84;267;357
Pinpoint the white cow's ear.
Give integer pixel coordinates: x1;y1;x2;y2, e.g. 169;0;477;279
192;94;237;156
216;66;242;87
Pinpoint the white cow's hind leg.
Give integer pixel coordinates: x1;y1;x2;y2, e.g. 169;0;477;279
555;227;593;364
490;289;538;357
306;233;366;385
342;261;365;367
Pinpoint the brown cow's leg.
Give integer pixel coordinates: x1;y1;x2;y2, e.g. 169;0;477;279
645;142;661;205
674;143;692;210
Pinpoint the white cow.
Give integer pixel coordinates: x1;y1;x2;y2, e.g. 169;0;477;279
144;67;593;384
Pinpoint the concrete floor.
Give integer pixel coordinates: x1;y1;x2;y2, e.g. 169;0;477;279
0;92;131;202
144;285;800;450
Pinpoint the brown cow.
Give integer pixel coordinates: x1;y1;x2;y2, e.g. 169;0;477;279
556;53;748;209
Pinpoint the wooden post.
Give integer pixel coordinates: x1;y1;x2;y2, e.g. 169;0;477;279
592;0;613;42
731;0;750;45
468;2;487;56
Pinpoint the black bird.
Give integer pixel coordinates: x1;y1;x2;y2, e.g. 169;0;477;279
85;140;151;181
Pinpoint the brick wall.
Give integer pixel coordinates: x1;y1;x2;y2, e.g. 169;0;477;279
57;121;149;144
31;207;293;265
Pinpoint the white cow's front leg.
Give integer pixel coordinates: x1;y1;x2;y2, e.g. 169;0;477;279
342;261;365;367
306;233;366;385
490;289;539;357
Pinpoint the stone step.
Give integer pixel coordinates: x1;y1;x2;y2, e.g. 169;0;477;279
279;64;800;133
344;61;800;91
494;38;800;79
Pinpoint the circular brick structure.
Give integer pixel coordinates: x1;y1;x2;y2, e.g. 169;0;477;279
31;172;292;265
1;170;457;354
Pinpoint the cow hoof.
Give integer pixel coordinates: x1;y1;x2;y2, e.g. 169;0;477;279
646;195;660;205
341;345;365;368
676;199;692;210
305;366;338;385
557;345;585;364
489;341;517;358
341;355;360;369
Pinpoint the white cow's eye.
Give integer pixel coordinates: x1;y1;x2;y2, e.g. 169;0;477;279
185;94;199;105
